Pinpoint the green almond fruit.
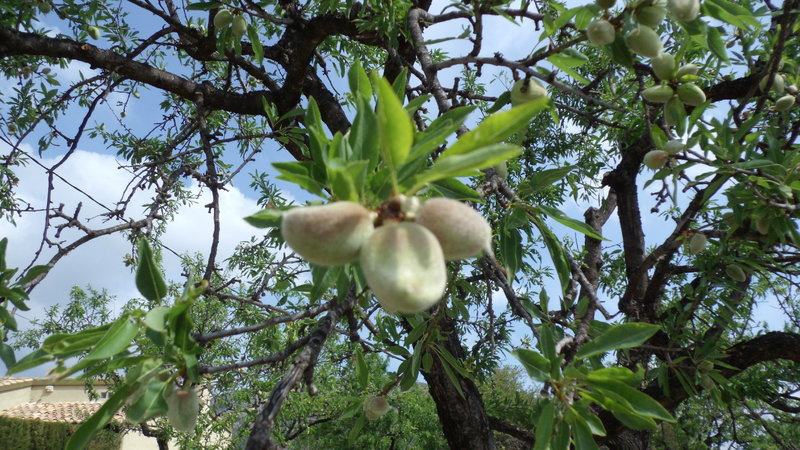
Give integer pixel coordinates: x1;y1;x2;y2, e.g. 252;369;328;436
669;0;700;21
759;74;785;94
363;396;391;421
697;360;714;372
643;150;668;170
586;19;616;46
360;222;447;314
8;123;17;135
755;217;770;235
642;85;675;103
596;0;616;8
675;64;699;79
652;52;675;81
213;8;233;29
166;387;199;433
725;264;747;282
774;94;795;112
231;15;247;37
281;201;374;266
663;139;685;154
510;78;547;106
626;25;663;58
786;84;798;94
88;26;101;40
688;233;707;254
415;198;492;261
677;83;706;106
636;6;667;27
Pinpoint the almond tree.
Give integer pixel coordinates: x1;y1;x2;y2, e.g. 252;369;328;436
1;0;799;448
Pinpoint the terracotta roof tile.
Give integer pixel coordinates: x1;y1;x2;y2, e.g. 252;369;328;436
0;402;124;424
0;377;34;387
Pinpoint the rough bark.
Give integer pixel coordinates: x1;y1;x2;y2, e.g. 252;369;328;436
421;315;496;450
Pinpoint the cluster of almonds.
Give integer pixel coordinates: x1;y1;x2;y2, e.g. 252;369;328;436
213;8;248;37
760;71;798;112
642;51;706;123
586;0;701;57
281;197;492;314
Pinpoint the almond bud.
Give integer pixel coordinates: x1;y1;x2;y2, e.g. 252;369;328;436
677;83;706;106
774;94;795;112
652;52;676;80
281;202;374;266
360;222;446;314
626;26;663;58
363;396;390;421
415;198;492;261
586;19;616;46
669;0;700;21
642;85;675;103
510;78;547;106
689;233;707;254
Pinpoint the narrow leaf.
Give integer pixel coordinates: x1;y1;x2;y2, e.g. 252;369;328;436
135;239;167;302
576;323;660;359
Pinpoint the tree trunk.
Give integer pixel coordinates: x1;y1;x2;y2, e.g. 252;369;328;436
421;316;496;449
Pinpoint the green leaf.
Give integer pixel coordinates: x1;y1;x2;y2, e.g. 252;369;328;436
16;265;50;286
83;317;139;361
429;178;483;202
441;99;547;158
66;382;131;450
573;415;601;449
348;61;373;100
586;378;674;422
355;350;369;390
580;391;657;430
126;380;168;423
374;76;414;169
135;240;167;302
273;161;326;197
144;306;170;332
7;348;53;374
533;401;556;450
530;214;571;294
247;25;263;63
522;165;575;193
576;323;660;359
586;367;641;387
485;91;510;114
0;342;15;368
244;209;284;228
409;106;476;161
0;307;18;331
539;205;605;240
185;1;222;10
511;348;551;382
409;144;522;193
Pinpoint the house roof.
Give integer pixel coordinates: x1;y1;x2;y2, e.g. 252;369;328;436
0;377;34;388
0;377;108;393
0;402;124;424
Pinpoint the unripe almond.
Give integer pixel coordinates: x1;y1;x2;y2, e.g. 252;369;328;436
88;26;101;40
725;264;747;282
668;0;700;21
360;222;446;314
643;150;668;170
8;123;17;135
697;360;714;372
663;139;685;154
760;74;785;94
755;217;770;235
596;0;616;8
166;387;199;433
415;198;492;261
231;15;247;37
363;396;390;421
626;25;663;58
586;19;616;46
510;78;547;106
786;84;798;94
652;52;676;80
636;6;667;27
642;85;675;103
281;201;374;266
689;233;707;254
675;64;699;79
213;8;233;29
677;83;706;106
773;94;795;112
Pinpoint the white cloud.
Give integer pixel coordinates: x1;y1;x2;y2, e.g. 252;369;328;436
0;148;263;372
